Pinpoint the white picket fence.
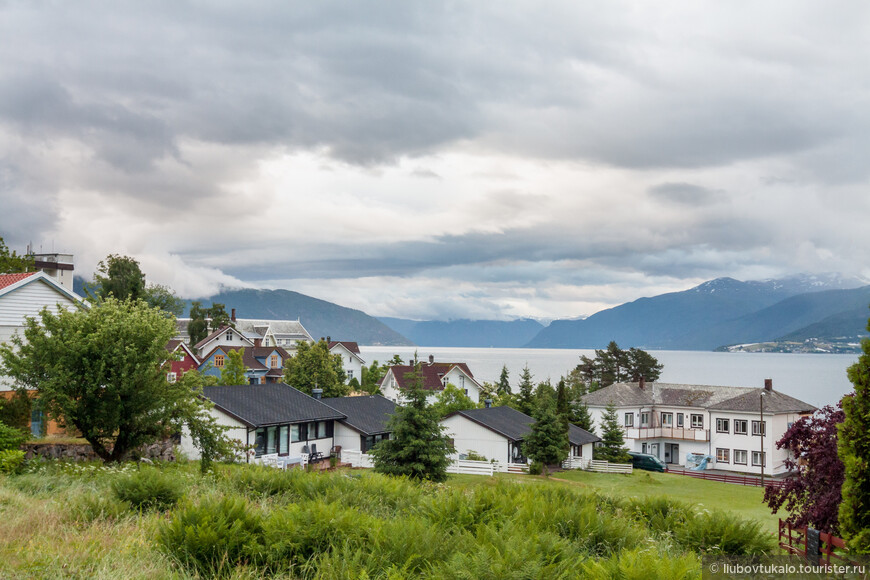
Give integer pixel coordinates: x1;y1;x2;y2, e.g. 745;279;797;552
561;456;592;470
341;449;374;468
588;459;633;474
447;459;495;476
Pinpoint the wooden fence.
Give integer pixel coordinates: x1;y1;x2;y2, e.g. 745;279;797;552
562;456;591;470
669;469;786;489
341;449;374;469
447;459;495;476
778;519;858;567
588;459;633;474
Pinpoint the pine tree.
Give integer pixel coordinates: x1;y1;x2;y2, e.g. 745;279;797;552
188;301;209;348
370;362;453;482
497;365;511;396
523;397;569;476
569;399;593;432
838;308;870;553
515;365;536;416
594;402;630;463
555;378;571;434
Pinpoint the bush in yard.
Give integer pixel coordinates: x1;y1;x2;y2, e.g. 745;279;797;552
158;496;265;577
0;419;27;451
113;468;184;511
0;449;25;474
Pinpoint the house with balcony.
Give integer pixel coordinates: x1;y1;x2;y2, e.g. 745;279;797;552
581;378;815;476
379;355;483;405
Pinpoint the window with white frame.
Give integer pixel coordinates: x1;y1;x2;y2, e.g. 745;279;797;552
716;418;730;433
752;421;766;436
166;372;177;383
624;413;634;427
347;370;353;381
661;412;673;426
734;450;747;464
676;413;684;428
640;412;650;427
691;414;704;428
734;420;748;435
226;331;233;341
752;451;766;466
716;448;730;463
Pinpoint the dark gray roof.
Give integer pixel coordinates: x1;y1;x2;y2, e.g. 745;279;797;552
581;381;815;414
321;395;398;435
709;388;816;414
447;406;600;446
202;384;345;428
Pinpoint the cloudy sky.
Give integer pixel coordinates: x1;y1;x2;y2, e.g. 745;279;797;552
1;2;868;321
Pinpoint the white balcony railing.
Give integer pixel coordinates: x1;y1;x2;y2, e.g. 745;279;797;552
623;427;710;441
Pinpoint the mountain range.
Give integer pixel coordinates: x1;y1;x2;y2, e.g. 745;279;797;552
75;273;870;351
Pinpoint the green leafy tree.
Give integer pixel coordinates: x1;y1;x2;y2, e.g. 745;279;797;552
0;389;32;433
594;402;631;463
431;383;480;418
219;349;248;386
143;284;185;318
208;303;232;332
577;341;663;390
188;301;209;348
361;360;385;394
838;308;870;553
515;365;536;416
523;398;569;476
0;237;34;273
370;363;453;482
497;365;511;396
176;370;238;473
283;339;349;398
0;298;227;463
91;254;146;302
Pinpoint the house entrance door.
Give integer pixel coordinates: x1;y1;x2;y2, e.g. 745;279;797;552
664;443;679;464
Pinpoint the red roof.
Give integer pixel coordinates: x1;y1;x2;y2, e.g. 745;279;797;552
0;272;37;291
328;341;361;355
383;362;476;392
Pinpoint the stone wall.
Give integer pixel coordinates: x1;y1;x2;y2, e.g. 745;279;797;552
22;439;176;462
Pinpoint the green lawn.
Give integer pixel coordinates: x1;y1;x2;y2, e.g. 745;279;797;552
448;469;780;535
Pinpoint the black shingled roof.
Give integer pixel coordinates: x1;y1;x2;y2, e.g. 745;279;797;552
202;384;346;428
321;395;398;436
447;406;600;447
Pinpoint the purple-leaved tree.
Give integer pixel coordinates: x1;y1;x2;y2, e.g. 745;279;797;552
764;404;844;534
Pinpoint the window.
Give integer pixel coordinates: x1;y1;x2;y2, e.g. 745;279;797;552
691;414;704;429
676;413;684;428
459;376;465;388
361;433;389;453
347;370;354;381
254;428;266;456
260;376;266;384
226;331;233;341
310;421;333;439
624;413;634;427
464;389;468;396
214;354;225;368
270;355;278;368
291;424;307;443
752;451;766;466
716;418;730;433
266;426;277;455
661;412;673;427
734;420;748;435
734;450;747;465
640;412;650;427
752;421;766;436
166;372;177;383
716;448;730;463
279;426;289;455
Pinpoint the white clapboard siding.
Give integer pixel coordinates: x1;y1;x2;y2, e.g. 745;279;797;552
588;460;633;474
446;459;494;476
0;279;78;326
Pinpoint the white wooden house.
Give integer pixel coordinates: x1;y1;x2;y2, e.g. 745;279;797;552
328;341;366;385
321;395;397;453
380;355;483;405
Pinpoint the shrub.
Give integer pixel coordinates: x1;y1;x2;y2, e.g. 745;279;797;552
158;496;265;577
112;468;184;511
0;449;26;474
0;421;27;451
528;461;543;475
674;509;774;555
465;449;488;461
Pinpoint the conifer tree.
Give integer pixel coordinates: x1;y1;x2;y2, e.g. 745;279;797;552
497;365;511;396
515;364;536;416
594;402;631;462
838;308;870;553
370;362;453;481
523;397;569;476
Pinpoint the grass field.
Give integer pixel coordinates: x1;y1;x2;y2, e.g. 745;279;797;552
0;461;780;579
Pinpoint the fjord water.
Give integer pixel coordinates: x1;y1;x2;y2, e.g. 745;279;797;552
360;346;858;408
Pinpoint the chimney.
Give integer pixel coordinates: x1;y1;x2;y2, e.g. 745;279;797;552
254;338;262;347
326;336;331;343
428;354;434;365
231;308;236;322
484;399;492;408
639;376;645;390
764;378;773;391
312;388;323;400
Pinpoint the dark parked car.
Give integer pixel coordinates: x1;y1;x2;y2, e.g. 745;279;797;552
627;451;667;472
